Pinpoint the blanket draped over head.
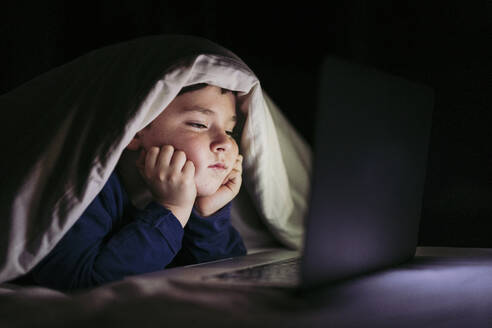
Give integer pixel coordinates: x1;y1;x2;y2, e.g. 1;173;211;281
0;35;311;283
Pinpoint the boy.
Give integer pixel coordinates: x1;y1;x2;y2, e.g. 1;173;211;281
23;83;247;291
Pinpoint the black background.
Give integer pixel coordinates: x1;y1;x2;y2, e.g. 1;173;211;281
1;1;490;247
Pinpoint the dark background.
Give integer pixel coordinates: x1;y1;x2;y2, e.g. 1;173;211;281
1;1;490;247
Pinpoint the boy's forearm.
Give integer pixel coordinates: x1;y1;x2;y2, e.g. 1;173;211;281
176;202;247;264
30;197;185;290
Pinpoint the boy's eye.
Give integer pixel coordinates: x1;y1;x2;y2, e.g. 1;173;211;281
227;130;240;140
187;122;238;139
188;122;207;129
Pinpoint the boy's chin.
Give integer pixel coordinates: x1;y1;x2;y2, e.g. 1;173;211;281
196;184;221;197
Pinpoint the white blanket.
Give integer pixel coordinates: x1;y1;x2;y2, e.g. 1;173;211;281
0;35;311;283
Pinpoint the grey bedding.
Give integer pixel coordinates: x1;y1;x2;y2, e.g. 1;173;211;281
1;247;492;327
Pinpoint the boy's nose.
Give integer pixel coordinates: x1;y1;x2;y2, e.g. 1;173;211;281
211;132;233;152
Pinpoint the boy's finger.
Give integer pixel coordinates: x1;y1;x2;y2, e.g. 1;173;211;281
182;160;195;178
145;147;159;173
222;167;239;185
234;157;243;173
169;150;187;174
156;145;174;172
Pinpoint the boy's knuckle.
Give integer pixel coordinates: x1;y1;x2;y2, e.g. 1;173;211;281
168;175;179;184
162;145;174;153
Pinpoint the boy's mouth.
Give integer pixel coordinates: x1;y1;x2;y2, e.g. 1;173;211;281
208;163;227;170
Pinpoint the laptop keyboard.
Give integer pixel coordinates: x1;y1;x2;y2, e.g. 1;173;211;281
203;257;301;285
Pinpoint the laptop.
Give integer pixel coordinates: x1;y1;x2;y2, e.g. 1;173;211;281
144;56;435;290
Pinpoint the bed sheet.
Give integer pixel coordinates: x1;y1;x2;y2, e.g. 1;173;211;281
2;247;492;328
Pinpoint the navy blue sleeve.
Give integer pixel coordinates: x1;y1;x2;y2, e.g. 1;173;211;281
29;173;184;291
170;203;247;267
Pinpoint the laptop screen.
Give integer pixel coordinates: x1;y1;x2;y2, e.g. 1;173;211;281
302;56;434;287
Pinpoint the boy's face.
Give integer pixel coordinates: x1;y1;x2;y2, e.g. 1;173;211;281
128;85;239;197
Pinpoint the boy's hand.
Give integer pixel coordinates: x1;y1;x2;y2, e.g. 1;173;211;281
194;154;243;217
136;145;196;227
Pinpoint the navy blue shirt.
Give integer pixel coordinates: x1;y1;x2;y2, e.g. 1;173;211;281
27;170;246;291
